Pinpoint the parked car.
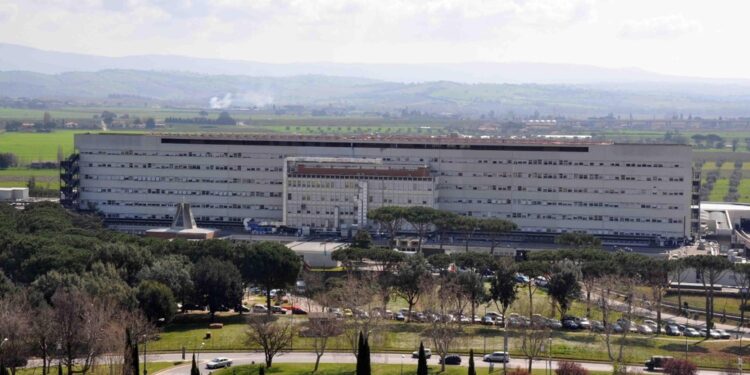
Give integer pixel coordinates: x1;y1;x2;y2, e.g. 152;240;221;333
684;327;701;337
272;306;288;314
665;325;681;336
180;303;206;311
412;349;432;358
637;324;653;334
485;312;503;319
395;312;406;321
206;357;232;369
643;320;657;329
534;276;548;288
644;356;673;371
483;352;510;363
482;316;496;325
439;355;462;365
546;319;563;330
700;328;721;339
252;304;268;313
290;306;307;315
562;320;579;330
716;329;732;339
575;317;591;330
234;305;250;313
590;320;605;332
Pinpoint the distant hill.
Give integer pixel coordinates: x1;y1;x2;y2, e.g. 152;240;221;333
3;69;750;117
3;42;749;85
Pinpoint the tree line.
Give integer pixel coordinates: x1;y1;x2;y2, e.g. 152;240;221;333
0;202;305;373
367;206;517;253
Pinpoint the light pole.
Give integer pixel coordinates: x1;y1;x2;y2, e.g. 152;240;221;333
143;334;148;375
548;336;552;375
739;320;744;375
400;354;404;375
198;342;205;362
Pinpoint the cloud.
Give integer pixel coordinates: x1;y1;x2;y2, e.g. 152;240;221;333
0;3;18;21
619;14;702;39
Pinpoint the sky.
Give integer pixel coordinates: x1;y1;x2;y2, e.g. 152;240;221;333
0;0;746;78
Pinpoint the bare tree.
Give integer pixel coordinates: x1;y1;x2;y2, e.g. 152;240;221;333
328;275;383;357
30;303;55;375
0;293;31;375
421;275;465;372
599;274;636;375
246;315;293;368
305;314;343;372
52;289;118;375
517;326;550;374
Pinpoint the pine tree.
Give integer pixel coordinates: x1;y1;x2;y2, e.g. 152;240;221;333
417;341;428;375
468;349;476;375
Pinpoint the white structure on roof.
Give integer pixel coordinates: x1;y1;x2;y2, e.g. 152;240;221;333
285;241;346;268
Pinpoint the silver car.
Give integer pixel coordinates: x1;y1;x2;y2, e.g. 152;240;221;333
206;357;232;369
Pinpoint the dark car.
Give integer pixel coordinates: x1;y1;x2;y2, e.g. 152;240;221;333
439;355;461;365
181;303;206;311
290;306;307;315
234;305;250;313
562;320;579;330
665;325;681;336
645;356;674;371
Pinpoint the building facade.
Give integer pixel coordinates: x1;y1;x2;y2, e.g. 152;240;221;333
71;133;698;244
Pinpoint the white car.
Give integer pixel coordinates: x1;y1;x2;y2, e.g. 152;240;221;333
684;327;701;337
637;324;653;334
483;352;510;363
252;304;268;313
206;357;232;369
412;348;432;358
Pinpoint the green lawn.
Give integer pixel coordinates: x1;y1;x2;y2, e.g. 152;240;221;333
153;286;750;370
16;362;181;375
211;363;611;375
0;130;89;163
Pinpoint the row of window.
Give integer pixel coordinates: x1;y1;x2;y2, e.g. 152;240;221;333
439;198;682;210
439;184;686;196
83;187;282;197
83;174;283;185
82;150;684;169
93;200;282;211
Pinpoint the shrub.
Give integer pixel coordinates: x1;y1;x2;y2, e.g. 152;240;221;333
556;361;589;375
662;358;697;375
507;368;530;375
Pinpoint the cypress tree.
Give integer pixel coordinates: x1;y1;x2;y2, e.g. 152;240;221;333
259;366;265;375
0;363;9;375
132;339;140;375
356;332;365;375
362;336;371;375
417;341;428;375
191;353;199;375
468;349;476;375
57;362;62;375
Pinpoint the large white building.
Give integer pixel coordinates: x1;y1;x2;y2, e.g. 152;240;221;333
68;133;699;245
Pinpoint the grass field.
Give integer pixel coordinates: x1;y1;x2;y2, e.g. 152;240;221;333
212;363;612;375
150;286;749;370
16;362;180;375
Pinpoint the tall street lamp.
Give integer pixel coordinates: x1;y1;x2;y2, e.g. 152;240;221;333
143;334;148;375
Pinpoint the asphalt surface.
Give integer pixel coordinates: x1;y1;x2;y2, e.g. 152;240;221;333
150;351;731;375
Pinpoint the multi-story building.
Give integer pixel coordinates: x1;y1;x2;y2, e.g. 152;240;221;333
68;133;699;245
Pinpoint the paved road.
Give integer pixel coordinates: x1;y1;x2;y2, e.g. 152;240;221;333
150;351;730;375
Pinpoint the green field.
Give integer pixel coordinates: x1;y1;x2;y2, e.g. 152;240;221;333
16;362;180;375
0;130;92;163
148;286;747;370
212;363;611;375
